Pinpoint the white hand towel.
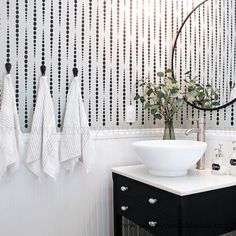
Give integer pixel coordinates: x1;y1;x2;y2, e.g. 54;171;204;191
229;87;236;101
60;77;95;173
26;76;59;180
0;74;22;178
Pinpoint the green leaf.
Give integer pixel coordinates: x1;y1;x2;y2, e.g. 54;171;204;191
157;91;165;98
139;82;146;87
146;88;153;96
140;96;145;103
175;98;184;108
189;91;198;97
184;70;191;75
151;108;158;115
157;72;164;77
165;68;173;73
171;107;178;113
212;101;220;106
134;95;140;100
154;113;162;120
168;77;177;83
144;102;151;109
192;75;199;80
170;87;178;94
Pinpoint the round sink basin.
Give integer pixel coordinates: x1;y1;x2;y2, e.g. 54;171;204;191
132;140;207;177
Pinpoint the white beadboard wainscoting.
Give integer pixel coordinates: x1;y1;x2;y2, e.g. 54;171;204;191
0;129;236;236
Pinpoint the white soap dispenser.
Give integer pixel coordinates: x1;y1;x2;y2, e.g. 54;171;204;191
229;141;236;176
211;144;227;175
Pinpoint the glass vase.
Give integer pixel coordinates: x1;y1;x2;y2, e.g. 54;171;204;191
163;119;175;140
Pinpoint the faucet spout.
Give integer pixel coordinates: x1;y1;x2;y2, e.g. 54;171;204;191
184;118;206;170
185;128;200;136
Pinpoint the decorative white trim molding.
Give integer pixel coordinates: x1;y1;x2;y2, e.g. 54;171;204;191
21;128;236;143
92;128;236;140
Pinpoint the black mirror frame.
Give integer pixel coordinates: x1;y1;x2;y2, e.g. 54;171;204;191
171;0;236;111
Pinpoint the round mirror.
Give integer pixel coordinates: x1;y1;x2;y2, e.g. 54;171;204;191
172;0;236;111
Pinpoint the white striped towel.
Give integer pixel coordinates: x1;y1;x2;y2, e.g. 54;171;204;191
26;76;59;180
0;74;22;178
229;87;236;101
60;76;96;173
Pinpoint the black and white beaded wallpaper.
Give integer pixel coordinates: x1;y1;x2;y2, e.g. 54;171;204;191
0;0;235;132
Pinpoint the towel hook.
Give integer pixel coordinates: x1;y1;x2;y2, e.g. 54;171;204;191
73;68;78;77
229;81;235;89
40;65;46;76
5;62;11;74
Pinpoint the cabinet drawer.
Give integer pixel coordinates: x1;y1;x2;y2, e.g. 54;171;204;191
117;194;178;236
116;174;179;218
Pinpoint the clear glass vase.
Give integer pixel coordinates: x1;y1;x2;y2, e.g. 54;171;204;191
163;119;175;140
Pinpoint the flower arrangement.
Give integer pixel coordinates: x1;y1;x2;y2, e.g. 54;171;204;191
134;69;219;139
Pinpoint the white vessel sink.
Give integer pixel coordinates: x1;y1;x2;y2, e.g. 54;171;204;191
132;140;207;177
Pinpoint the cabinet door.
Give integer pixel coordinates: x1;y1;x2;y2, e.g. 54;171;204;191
180;186;236;236
117;194;178;236
116;174;179;218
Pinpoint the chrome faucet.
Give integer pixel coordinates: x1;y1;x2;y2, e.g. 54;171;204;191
185;117;206;170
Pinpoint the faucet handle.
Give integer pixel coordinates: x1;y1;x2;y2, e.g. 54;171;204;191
190;118;206;127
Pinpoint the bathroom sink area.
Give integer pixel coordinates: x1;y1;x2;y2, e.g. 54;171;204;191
132;140;207;177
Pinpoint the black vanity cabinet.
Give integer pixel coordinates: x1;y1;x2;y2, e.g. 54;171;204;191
112;172;236;236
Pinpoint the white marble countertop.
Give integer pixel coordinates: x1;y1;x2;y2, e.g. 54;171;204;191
111;165;236;196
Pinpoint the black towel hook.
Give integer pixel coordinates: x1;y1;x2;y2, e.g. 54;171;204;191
229;81;235;89
73;68;78;77
5;62;11;74
40;65;46;76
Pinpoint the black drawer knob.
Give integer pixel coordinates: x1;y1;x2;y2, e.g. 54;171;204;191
149;221;157;227
120;186;128;192
121;206;128;211
148;198;157;204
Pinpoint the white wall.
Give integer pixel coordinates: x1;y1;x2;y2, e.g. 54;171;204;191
1;0;235;131
1;129;236;236
0;130;141;236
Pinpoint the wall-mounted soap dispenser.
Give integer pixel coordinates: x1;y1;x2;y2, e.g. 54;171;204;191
229;141;236;176
211;144;227;175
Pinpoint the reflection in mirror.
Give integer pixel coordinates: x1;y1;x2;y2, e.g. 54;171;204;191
172;0;236;110
184;71;220;109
